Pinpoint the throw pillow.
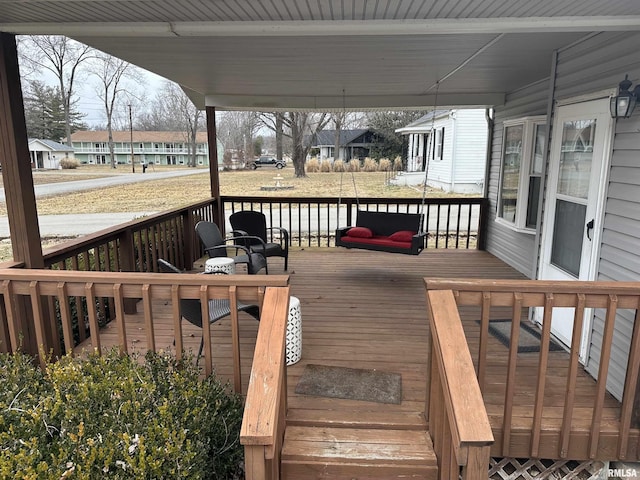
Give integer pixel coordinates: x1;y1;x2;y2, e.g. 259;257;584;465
388;230;415;242
347;226;373;238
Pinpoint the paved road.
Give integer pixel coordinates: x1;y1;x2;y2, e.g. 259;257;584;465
0;169;206;238
0;169;479;237
0;168;204;201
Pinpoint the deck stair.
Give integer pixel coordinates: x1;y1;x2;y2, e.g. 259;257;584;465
281;425;438;479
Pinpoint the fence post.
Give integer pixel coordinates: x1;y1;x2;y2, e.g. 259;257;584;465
477;198;489;250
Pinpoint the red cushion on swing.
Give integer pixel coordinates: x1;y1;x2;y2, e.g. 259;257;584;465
347;227;373;238
388;230;415;242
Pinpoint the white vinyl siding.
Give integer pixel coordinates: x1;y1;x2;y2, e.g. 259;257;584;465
486;80;549;277
452;110;489;186
552;31;640;401
426;110;488;194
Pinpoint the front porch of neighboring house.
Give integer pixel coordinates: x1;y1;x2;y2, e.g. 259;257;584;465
54;246;637;479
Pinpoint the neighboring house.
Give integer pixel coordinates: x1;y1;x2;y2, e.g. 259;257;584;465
310;129;377;161
68;131;217;167
394;109;488;194
28;139;74;170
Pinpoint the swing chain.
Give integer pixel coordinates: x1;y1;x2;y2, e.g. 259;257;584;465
417;81;440;235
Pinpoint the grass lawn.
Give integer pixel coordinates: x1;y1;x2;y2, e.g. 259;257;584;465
0;166;476;261
0;168;461;216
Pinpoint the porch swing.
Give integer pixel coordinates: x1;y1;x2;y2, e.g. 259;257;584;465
334;164;430;255
333;85;440;255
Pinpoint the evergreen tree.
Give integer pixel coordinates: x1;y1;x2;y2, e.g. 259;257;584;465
23;80;86;141
367;111;425;161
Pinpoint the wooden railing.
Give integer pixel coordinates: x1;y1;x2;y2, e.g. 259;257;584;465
425;279;640;461
0;199;219;355
426;289;494;479
223;196;487;249
43;198;217;274
0;268;289;393
241;286;291;480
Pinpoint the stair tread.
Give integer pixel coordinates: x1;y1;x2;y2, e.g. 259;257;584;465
282;426;437;466
286;408;427;430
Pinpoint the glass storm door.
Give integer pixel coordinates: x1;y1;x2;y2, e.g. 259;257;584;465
537;98;613;357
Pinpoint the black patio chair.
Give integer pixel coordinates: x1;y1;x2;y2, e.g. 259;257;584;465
157;259;260;358
194;220;267;275
229;210;289;271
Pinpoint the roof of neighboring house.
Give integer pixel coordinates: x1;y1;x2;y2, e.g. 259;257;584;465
395;110;451;135
28;139;74;152
68;131;209;143
312;129;373;147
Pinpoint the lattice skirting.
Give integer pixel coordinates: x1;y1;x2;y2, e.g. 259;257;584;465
488;457;606;480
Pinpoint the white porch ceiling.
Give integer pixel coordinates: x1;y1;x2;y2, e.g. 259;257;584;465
2;0;640;111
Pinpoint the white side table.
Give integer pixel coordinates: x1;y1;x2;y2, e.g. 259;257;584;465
286;296;302;365
204;257;236;275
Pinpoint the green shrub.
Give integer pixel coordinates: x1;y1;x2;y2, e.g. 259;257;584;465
0;349;244;479
306;157;320;173
59;158;79;169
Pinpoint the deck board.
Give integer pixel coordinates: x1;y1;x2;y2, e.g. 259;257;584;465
77;248;636;461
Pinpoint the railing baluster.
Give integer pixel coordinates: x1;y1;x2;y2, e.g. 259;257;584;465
560;293;585;458
171;285;183;360
2;280;20;352
113;283;127;354
200;285;213;377
85;282;101;355
142;284;155;352
619;306;640;459
29;281;47;368
478;292;491;391
436;204;441;248
531;293;553;457
445;204;451;248
467;204;473;248
589;294;618;458
57;282;74;355
455;203;461;248
229;285;242;393
502;292;523;455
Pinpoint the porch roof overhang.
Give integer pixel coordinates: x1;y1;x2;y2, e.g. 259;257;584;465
3;1;640;112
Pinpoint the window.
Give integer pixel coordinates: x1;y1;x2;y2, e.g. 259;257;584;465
427;127;445;161
497;116;546;232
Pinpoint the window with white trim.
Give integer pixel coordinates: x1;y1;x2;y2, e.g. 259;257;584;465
497;116;546;232
428;127;445;161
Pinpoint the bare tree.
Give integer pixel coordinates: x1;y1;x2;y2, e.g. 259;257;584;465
217;111;261;163
154;82;203;167
20;35;93;146
283;112;330;177
90;52;143;168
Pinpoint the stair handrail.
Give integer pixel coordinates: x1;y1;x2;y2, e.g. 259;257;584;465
240;286;291;480
426;288;494;480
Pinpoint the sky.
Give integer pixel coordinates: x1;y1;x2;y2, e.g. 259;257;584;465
75;69;167;127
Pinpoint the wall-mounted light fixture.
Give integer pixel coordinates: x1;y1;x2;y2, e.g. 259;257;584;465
610;75;640;118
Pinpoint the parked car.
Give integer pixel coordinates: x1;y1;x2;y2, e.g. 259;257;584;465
249;156;286;169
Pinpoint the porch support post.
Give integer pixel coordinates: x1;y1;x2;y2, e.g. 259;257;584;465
0;33;44;269
0;33;47;354
206;106;224;232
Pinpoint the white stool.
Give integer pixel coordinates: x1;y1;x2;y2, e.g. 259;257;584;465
204;257;235;275
286;296;302;365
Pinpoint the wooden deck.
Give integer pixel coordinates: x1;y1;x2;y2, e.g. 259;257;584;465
77;248;633;463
